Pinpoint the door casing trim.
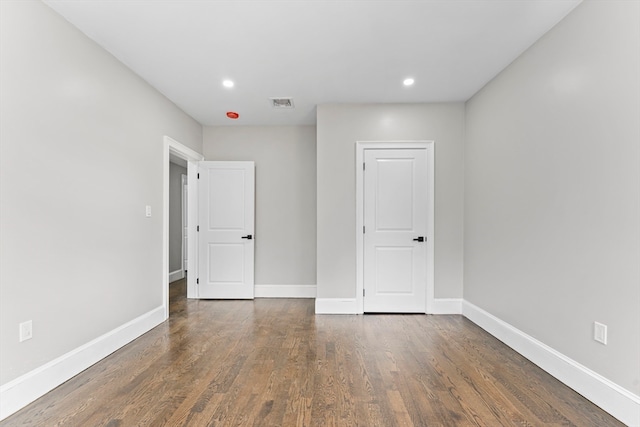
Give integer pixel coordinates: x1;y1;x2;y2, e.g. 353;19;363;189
355;141;435;314
163;136;204;318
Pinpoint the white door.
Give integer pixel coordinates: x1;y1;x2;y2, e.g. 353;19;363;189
363;149;428;312
198;161;255;299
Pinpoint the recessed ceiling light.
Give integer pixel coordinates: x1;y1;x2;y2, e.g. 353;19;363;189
403;78;415;86
222;79;234;88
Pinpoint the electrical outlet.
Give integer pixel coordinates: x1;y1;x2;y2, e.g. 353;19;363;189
145;205;152;217
19;320;32;342
594;321;607;345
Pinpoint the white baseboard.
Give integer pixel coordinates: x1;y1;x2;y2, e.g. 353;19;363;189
315;298;358;314
0;306;166;421
431;298;463;314
462;301;640;426
255;284;316;298
169;269;184;283
314;298;461;315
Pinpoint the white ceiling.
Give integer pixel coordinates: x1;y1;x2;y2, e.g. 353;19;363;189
43;0;582;126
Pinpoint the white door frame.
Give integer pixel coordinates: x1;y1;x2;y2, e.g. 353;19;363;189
163;136;204;320
355;141;435;314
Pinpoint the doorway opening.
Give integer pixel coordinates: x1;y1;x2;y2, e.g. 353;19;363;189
168;157;187;307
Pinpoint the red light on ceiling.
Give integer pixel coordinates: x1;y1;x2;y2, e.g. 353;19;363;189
226;111;239;119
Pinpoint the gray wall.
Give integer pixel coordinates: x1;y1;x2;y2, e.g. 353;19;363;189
0;1;202;385
464;0;639;394
169;162;187;273
203;126;317;286
316;104;465;299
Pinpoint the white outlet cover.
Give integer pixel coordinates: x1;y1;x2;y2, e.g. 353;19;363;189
145;205;152;217
594;321;607;345
19;320;33;342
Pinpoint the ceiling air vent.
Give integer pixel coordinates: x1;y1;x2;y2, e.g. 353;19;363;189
269;97;294;109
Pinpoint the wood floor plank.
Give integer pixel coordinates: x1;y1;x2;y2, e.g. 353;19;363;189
0;280;625;427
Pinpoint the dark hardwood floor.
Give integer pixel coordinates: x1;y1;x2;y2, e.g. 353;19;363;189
1;279;623;426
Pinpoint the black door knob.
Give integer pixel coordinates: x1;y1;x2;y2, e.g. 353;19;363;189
413;236;424;242
241;234;253;240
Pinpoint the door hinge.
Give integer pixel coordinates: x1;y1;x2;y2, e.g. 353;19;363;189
197;173;200;179
363;226;365;234
196;278;199;284
363;162;365;171
197;225;199;232
363;289;366;296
